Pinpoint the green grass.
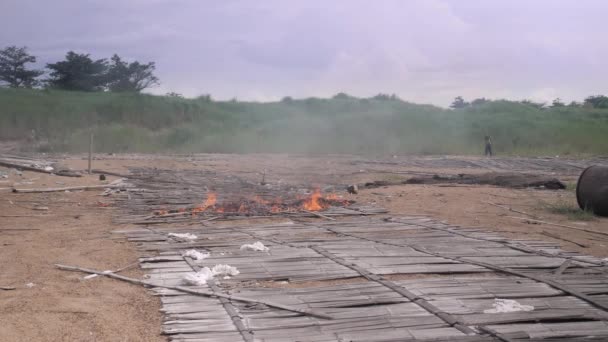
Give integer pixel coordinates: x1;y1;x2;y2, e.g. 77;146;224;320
1;88;608;155
543;199;596;221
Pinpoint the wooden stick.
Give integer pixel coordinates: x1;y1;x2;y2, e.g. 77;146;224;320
0;160;53;174
302;210;336;221
0;160;80;177
541;231;588;248
55;264;334;320
12;184;127;193
507;216;608;237
88;132;93;175
0;216;51;219
91;169;132;178
0;228;41;231
553;260;573;276
482;201;537;218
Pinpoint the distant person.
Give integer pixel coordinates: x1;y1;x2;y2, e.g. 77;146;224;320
27;129;36;143
484;135;493;156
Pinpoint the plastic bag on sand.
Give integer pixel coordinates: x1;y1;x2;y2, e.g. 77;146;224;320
182;267;213;286
484;299;534;314
240;241;269;252
182;249;209;261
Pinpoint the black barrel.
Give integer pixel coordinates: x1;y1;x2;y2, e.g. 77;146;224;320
576;165;608;216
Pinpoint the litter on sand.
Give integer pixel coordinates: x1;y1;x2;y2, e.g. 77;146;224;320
168;233;198;241
182;267;214;286
211;264;240;277
182;249;210;261
25;282;35;288
182;264;240;286
483;298;534;313
240;241;269;252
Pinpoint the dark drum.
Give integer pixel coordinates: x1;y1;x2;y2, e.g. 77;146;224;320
576;165;608;216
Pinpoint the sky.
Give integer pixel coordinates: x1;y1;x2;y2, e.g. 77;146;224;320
1;0;607;106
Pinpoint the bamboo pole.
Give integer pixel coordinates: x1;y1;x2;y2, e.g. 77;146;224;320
507;216;608;237
55;264;334;320
12;184;127;193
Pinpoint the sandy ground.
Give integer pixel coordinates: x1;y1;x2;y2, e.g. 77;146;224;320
0;171;164;342
1;153;607;341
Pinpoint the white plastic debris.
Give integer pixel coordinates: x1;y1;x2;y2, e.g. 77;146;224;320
83;270;112;280
483;299;534;314
44;166;54;172
182;267;214;286
168;233;198;241
240;241;269;252
182;264;240;286
211;264;240;277
182;249;209;261
25;282;35;288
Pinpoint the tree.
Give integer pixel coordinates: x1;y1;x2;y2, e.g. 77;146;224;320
520;99;546;109
450;96;469;109
551;98;565;108
0;46;43;88
332;92;351;100
106;54;159;92
471;97;490;106
584;95;608;109
372;93;391;101
46;51;108;91
196;94;212;102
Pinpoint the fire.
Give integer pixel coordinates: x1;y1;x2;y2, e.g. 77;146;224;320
303;189;323;211
191;192;217;214
153;189;352;217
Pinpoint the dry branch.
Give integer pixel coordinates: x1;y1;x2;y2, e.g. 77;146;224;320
482;200;537;218
0;160;81;177
91;169;133;178
302;210;336;221
12;184;127;193
507;216;608;237
541;231;589;248
55;264;334;320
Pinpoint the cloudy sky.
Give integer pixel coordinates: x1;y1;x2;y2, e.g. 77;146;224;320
1;0;606;106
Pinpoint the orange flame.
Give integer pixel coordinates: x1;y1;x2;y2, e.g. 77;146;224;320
192;192;217;214
303;189;323;211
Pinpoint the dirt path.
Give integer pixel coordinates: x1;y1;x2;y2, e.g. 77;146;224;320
0;171;164;342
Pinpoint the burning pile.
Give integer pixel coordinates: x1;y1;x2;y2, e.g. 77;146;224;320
154;189;353;217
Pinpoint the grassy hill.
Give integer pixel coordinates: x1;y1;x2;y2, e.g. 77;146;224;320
1;88;607;155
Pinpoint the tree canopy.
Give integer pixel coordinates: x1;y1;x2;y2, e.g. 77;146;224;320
0;46;43;88
584;95;608;109
106;54;159;92
450;96;469;109
46;51;109;91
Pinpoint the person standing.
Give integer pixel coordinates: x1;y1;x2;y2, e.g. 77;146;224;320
484;135;493;156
